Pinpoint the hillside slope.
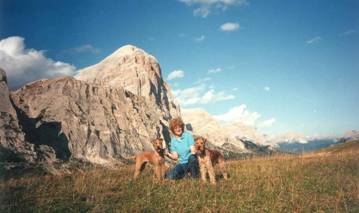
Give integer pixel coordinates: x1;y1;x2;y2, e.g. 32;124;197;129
320;140;359;154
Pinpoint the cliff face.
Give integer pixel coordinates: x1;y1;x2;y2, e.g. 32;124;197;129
0;68;37;162
10;75;172;165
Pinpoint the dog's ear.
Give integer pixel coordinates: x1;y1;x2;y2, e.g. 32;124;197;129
203;138;208;144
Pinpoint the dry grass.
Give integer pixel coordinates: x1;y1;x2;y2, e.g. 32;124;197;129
1;143;358;212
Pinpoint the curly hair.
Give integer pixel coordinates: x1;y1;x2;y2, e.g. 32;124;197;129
169;117;185;134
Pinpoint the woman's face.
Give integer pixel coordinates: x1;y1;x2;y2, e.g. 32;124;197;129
173;125;183;137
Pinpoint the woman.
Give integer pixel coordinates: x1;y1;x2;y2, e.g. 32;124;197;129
165;117;199;179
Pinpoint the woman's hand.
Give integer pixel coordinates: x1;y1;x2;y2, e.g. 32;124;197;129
165;150;178;160
190;145;196;154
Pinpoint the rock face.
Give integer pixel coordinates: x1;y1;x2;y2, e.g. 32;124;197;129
0;68;36;162
11;76;169;165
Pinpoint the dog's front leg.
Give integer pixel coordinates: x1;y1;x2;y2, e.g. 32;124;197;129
154;165;162;180
134;159;142;179
198;158;207;183
205;158;216;185
218;158;228;180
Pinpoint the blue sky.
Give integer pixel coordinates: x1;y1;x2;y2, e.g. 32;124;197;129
1;0;358;137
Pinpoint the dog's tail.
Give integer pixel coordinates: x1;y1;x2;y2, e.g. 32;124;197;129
122;155;136;160
122;155;136;164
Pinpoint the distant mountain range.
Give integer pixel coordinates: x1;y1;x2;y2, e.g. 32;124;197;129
272;130;359;153
276;139;340;153
182;108;358;154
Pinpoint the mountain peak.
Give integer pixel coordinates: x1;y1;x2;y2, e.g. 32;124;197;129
114;44;141;54
75;44;159;85
105;44;155;61
75;44;180;121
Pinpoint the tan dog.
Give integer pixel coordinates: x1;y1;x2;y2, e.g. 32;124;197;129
133;138;166;180
195;136;228;185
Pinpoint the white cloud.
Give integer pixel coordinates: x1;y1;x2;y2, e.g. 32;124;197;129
264;86;270;91
167;69;185;81
0;36;76;89
194;77;211;85
210;104;276;130
193;7;210;18
340;29;358;37
232;87;238;91
201;89;235;104
173;84;203;105
213;104;261;126
207;67;223;74
70;44;100;54
173;84;235;106
194;35;206;42
259;118;276;128
179;0;248;18
306;36;321;45
220;22;240;32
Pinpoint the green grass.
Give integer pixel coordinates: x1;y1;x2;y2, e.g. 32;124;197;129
322;140;359;153
1;142;358;212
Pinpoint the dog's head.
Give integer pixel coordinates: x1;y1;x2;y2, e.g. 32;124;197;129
151;138;164;152
195;136;207;154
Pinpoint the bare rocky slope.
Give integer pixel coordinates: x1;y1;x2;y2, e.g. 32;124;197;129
11;77;164;165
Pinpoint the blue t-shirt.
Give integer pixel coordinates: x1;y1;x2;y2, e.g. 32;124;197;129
170;131;195;164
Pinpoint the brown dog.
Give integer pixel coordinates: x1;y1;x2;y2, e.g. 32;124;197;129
133;138;166;180
195;136;228;185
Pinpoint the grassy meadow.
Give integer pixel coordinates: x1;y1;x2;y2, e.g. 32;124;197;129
1;141;358;212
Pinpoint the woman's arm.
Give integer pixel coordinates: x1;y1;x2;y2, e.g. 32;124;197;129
165;150;178;160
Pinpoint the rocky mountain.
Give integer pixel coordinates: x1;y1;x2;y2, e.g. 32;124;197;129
1;45;181;166
1;44;282;169
11;77;165;165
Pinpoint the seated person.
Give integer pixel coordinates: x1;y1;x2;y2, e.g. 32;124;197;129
165;117;199;179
